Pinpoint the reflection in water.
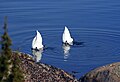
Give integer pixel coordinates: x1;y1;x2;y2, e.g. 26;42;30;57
62;44;71;61
32;49;43;62
62;41;84;61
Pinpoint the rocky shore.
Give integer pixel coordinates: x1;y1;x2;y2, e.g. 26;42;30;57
79;62;120;82
12;52;120;82
12;52;78;82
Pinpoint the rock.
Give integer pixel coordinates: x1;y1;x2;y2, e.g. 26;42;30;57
12;52;78;82
13;51;120;82
79;62;120;82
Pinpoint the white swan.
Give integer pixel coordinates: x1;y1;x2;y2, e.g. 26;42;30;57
32;30;43;50
62;26;73;45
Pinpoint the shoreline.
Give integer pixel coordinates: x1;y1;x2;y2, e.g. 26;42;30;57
13;51;78;82
13;51;120;82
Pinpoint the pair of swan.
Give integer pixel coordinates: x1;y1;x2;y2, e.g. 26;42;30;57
32;26;73;50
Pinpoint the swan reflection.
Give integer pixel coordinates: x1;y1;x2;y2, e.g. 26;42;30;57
62;44;71;61
32;49;43;62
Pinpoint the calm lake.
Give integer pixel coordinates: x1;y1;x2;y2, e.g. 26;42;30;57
0;0;120;78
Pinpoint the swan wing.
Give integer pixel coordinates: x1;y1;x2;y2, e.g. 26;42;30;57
32;30;43;49
36;30;43;44
63;26;73;43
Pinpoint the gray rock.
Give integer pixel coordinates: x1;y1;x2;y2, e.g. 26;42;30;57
79;62;120;82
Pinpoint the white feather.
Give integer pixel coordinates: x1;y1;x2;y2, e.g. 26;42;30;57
62;26;73;44
32;30;43;49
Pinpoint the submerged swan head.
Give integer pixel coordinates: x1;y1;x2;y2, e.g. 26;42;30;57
32;30;43;50
62;26;73;45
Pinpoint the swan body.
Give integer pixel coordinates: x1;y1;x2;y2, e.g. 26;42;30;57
62;26;73;45
32;30;43;50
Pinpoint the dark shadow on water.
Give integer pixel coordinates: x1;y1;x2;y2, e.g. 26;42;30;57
73;41;85;47
71;71;81;78
44;46;55;51
44;46;61;54
71;71;79;74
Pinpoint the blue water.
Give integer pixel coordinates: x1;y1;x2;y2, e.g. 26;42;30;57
0;0;120;78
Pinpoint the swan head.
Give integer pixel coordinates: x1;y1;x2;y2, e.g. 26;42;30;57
62;26;73;45
32;30;43;50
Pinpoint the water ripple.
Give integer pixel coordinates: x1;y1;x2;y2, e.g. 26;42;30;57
10;28;120;63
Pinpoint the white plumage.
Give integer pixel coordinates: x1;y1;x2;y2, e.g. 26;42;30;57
32;30;43;49
62;26;73;45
